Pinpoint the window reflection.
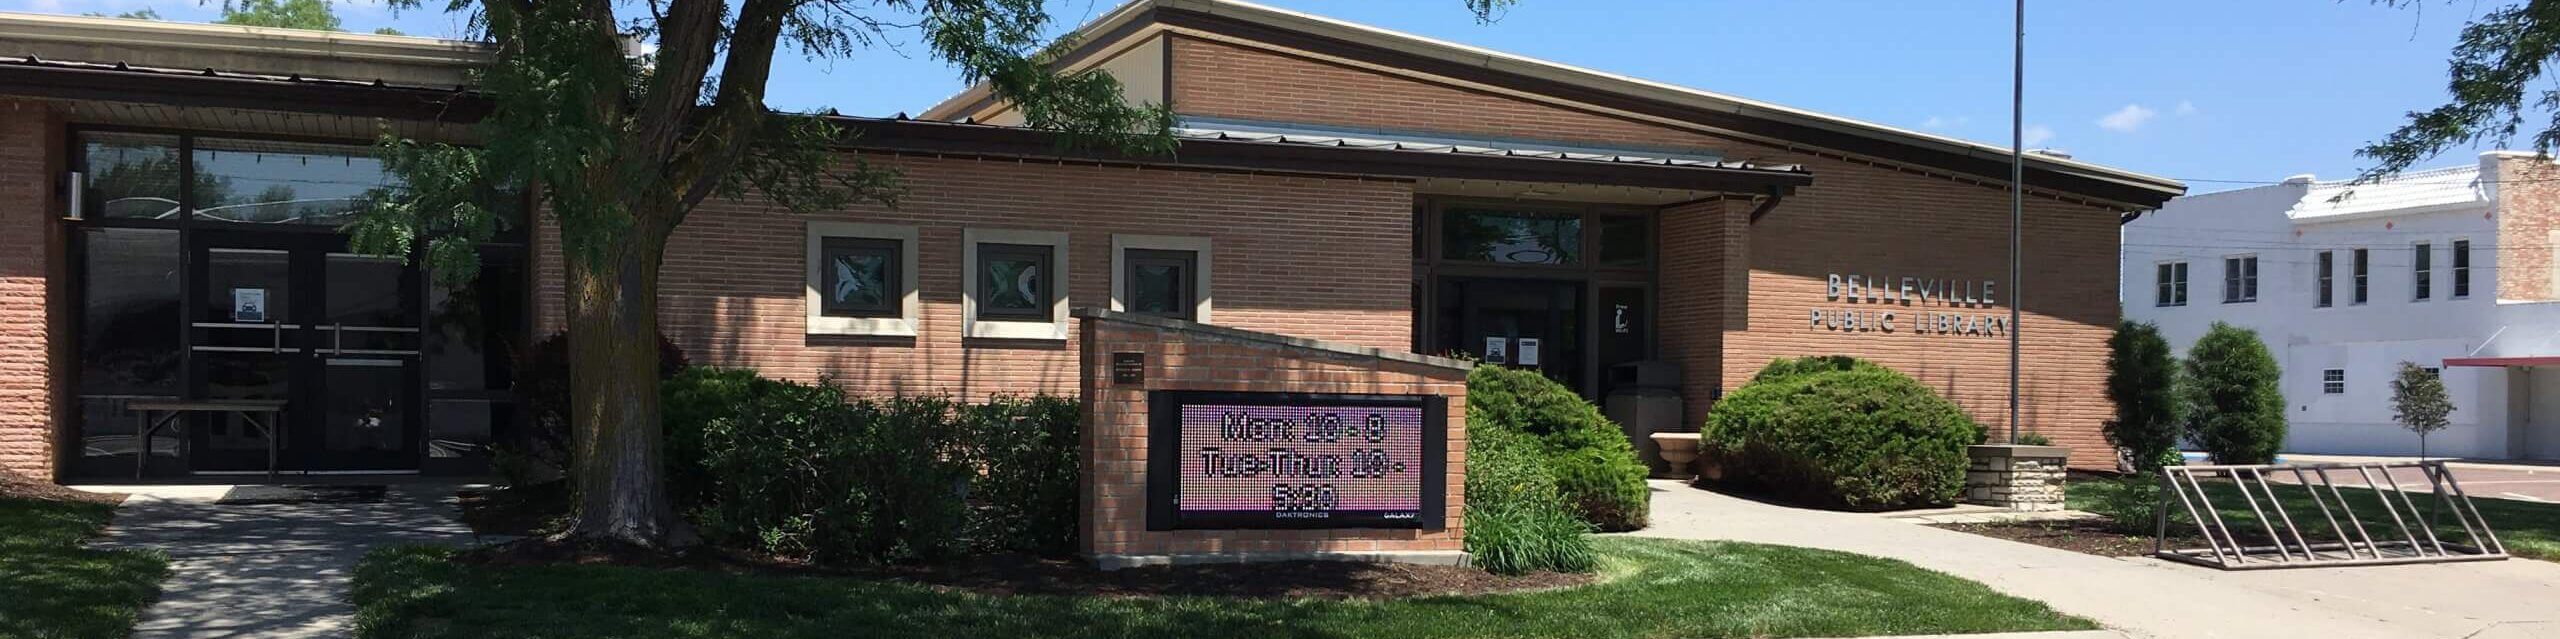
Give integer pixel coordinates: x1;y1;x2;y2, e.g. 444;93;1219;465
80;228;181;394
1442;210;1581;265
78;132;183;220
192;138;399;225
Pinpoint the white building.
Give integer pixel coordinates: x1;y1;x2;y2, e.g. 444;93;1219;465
2123;151;2560;460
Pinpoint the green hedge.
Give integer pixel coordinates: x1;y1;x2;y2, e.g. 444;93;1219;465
669;369;1082;564
1462;426;1597;575
1702;357;1983;510
1466;365;1650;531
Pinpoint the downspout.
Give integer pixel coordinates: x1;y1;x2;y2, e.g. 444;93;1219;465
1745;190;1786;224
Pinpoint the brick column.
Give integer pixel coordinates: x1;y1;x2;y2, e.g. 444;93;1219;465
0;99;63;481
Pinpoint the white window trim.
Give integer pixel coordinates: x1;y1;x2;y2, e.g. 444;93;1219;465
2321;368;2346;394
2222;253;2258;303
2450;236;2473;299
1110;234;1214;323
805;221;920;337
963;228;1070;340
2413;240;2435;302
2155;259;2188;307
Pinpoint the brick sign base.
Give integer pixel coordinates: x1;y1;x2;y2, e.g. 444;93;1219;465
1077;308;1470;570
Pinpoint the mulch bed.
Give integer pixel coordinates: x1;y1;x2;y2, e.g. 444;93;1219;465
1937;519;2262;559
454;484;1588;600
0;471;122;505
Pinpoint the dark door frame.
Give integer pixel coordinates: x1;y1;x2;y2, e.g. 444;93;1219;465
185;229;425;473
1411;196;1659;397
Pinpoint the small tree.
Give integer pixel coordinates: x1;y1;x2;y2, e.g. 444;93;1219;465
2391;362;2455;460
2105;321;2186;472
2184;322;2287;465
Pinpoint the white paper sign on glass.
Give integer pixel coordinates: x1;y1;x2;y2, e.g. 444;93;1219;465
1482;337;1507;364
1517;337;1541;366
232;288;267;323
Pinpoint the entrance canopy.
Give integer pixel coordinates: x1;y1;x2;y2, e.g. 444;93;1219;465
2443;356;2560;367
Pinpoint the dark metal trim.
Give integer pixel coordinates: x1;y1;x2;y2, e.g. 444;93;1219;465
0;61;489;122
1746;194;1786;224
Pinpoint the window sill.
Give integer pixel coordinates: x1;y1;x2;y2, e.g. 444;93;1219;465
808;316;917;338
967;318;1067;341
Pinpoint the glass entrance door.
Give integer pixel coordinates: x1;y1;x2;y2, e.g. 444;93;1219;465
188;231;423;473
1433;277;1585;391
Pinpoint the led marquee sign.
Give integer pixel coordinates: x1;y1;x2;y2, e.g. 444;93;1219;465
1146;391;1448;530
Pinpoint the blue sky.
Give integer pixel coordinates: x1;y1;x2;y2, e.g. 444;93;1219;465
9;0;2503;193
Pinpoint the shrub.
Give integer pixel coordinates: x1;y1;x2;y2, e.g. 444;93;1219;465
1701;357;1984;510
2105;321;2186;472
1749;355;1880;383
503;330;690;485
1463;427;1597;575
1466;365;1651;531
2184;323;2286;465
955;395;1082;556
661;367;786;510
692;382;972;565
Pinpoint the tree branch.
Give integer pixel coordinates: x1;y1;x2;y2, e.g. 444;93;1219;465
660;0;792;223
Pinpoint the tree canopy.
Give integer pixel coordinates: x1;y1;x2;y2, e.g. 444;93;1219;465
2361;1;2560;176
215;0;343;31
2390;362;2454;459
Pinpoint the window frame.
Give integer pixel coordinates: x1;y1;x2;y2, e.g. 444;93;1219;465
2352;248;2371;305
2414;241;2434;301
2322;368;2346;395
2222;254;2258;303
804;221;920;337
2452;238;2472;299
2155;260;2189;307
963;228;1070;340
1110;234;1213;323
2315;250;2334;308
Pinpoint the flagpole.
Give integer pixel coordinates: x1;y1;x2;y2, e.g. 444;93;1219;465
2007;0;2025;444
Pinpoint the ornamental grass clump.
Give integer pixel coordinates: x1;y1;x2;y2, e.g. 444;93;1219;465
1463;427;1598;575
1702;356;1984;510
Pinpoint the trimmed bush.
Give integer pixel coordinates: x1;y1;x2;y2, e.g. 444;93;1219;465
1702;357;1984;510
1466;365;1651;531
1463;426;1597;575
692;382;972;564
1749;355;1880;383
2184;322;2286;465
661;367;785;510
955;395;1082;556
2105;321;2187;472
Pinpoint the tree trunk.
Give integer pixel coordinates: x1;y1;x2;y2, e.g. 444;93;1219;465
561;236;681;547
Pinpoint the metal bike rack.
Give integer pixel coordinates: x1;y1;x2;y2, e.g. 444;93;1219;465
2154;461;2507;570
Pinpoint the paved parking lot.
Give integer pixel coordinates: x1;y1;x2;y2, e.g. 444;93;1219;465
2267;455;2560;503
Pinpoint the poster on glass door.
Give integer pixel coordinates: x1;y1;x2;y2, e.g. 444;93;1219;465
232;288;267;323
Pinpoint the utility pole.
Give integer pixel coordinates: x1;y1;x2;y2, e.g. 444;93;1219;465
2007;0;2025;444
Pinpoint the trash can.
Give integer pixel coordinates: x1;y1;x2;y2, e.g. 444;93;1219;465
1602;361;1684;478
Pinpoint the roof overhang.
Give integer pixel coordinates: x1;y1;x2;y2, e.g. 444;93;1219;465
824;116;1811;195
0;56;488;122
926;0;2185;210
2443;356;2560;368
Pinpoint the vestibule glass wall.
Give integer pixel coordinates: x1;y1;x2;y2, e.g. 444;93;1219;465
1411;197;1656;398
66;127;529;479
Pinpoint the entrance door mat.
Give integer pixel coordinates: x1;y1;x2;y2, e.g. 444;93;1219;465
215;485;388;505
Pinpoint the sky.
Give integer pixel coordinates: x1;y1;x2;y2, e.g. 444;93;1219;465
4;0;2508;194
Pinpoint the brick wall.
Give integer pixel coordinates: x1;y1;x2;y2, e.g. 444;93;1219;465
2496;153;2560;302
1077;309;1467;565
0;99;60;481
1166;33;2126;469
536;154;1417;400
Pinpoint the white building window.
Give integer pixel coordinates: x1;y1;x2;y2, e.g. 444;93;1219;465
2322;368;2346;394
2353;248;2370;304
2315;251;2334;308
2414;241;2433;301
2453;239;2472;298
963;228;1070;340
2156;261;2188;307
805;221;919;337
2222;255;2258;303
1111;234;1213;323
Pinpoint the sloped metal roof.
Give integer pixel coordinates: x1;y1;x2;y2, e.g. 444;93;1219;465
2288;164;2488;222
1168;124;1800;173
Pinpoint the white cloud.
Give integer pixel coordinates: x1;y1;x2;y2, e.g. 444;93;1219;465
2175;100;2198;116
2097;104;2158;133
2022;124;2054;147
1921;115;1969;130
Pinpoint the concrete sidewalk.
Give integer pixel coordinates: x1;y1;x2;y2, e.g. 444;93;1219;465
1625;480;2560;639
81;484;489;639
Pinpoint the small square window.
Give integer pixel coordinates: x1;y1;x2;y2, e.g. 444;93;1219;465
976;243;1053;322
819;237;900;318
2322;368;2346;394
1125;248;1196;321
2424;367;2443;379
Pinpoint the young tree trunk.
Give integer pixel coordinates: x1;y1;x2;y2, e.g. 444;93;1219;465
562;237;680;547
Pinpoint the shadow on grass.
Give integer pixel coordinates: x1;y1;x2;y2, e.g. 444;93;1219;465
353;537;2095;639
0;497;170;639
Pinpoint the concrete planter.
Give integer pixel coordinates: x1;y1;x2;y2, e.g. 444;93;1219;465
1964;444;2070;511
1649;433;1701;480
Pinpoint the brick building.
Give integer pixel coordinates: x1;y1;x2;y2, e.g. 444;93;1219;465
0;0;2180;483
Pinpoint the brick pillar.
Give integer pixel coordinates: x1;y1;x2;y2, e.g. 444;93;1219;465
1656;198;1743;429
0;99;63;481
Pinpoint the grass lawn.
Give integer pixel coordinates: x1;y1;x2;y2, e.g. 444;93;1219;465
352;537;2093;639
0;495;168;639
2069;475;2560;561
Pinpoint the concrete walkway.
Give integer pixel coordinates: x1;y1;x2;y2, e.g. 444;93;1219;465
81;484;487;639
1625;480;2560;639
